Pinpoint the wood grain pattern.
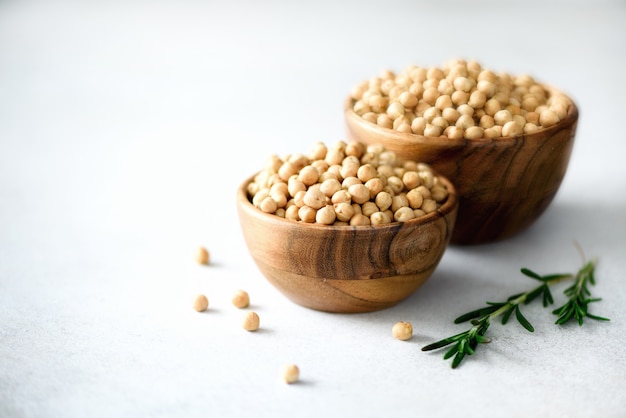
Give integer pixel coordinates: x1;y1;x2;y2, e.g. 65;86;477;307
236;175;458;313
344;87;578;245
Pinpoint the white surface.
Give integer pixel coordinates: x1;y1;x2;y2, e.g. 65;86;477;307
1;1;626;417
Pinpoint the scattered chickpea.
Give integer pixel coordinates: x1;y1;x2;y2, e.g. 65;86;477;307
242;311;260;332
232;290;250;309
392;321;413;341
193;294;209;312
281;364;300;384
195;246;210;265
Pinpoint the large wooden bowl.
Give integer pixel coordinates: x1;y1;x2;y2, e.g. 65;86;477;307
236;175;459;313
345;88;578;245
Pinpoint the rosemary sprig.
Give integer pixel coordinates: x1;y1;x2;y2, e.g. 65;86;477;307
422;259;609;369
552;258;610;325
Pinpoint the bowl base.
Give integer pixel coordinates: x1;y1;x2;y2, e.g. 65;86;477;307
255;261;435;313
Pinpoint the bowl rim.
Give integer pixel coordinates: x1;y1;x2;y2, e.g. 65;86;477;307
236;171;458;232
344;84;579;145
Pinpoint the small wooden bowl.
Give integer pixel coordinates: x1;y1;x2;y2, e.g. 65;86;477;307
236;175;459;313
345;87;578;245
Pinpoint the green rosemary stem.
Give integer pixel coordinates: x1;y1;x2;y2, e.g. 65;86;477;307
422;256;609;369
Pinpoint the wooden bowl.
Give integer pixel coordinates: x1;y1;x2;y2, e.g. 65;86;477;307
345;87;578;245
236;175;459;313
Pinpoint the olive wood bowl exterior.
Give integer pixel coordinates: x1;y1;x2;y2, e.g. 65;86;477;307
345;88;578;245
236;175;458;313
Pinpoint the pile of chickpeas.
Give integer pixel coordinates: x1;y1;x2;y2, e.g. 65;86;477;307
350;59;572;139
246;140;449;226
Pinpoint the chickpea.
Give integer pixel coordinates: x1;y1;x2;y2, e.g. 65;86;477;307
369;95;388;113
456;114;475;130
423;124;442;137
457;104;474;117
361;201;379;217
445;126;464;140
435;94;453;110
365;177;384;198
298;206;317;223
288;153;308;170
521;122;538;133
453;76;473;92
281;364;300;384
353;100;370;116
406;188;424;209
386;176;404;194
391;193;409;212
502;120;523;137
373;191;391;211
334;202;355;222
484;126;502;138
451;90;469;106
320;178;342;197
468;90;486;109
362;112;378;124
252;188;270;207
350;213;371;226
416;185;432;199
285;205;299;221
484;98;501;116
437;80;454;96
387;102;405;120
316;205;336;225
402;171;420;190
298;165;319;186
308;141;327;160
370;211;391;225
195;246;210;265
431;116;449;130
331;189;351;204
242;312;260;332
464;126;485;140
442;107;460;124
477;80;497;98
392;321;413;341
259;196;278;213
357;164;378;182
422;199;438;213
411;117;427;135
193;294;209;312
348;183;371;204
422;86;440;105
539;109;560;127
430;186;449;202
494;109;513;126
287;177;306;198
479;114;495;129
232;290;250;309
394;207;415;222
325;148;345;166
345;141;366;158
399;91;418;108
303;188;326;210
